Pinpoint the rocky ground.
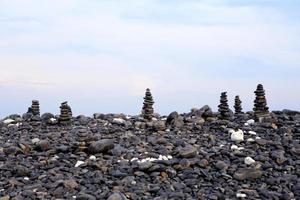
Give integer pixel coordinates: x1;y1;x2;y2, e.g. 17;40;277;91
0;106;300;200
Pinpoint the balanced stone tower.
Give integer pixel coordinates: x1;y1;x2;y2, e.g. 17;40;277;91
234;95;243;114
218;92;230;120
59;101;72;124
142;88;154;120
31;100;40;116
253;84;269;121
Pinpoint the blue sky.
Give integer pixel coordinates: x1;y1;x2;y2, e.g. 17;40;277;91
0;0;300;117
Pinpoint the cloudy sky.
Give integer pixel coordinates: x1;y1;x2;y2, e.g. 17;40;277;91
0;0;299;117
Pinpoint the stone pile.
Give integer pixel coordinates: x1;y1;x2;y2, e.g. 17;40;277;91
141;88;154;120
0;105;300;199
253;84;270;121
234;95;243;114
31;100;40;116
218;92;230;120
59;101;72;124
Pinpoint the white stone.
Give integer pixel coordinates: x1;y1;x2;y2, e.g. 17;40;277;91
75;161;85;167
231;145;239;150
167;155;173;159
247;119;255;124
89;155;96;161
50;118;57;122
161;155;168;161
236;193;247;198
247;138;255;142
72;196;76;199
130;158;138;162
244;122;249;126
24;177;30;180
50;155;59;162
230;129;244;142
249;131;257;135
244;156;256;165
255;136;261;140
8;124;17;128
31;138;40;144
113;118;126;124
3;119;14;124
131;180;137;185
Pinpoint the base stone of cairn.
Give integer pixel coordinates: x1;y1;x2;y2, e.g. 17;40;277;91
141;88;155;121
253;84;272;122
59;101;73;125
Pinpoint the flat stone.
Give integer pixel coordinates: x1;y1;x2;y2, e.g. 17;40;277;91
88;139;115;154
63;179;79;190
233;168;263;181
76;193;97;200
179;145;198;158
107;192;128;200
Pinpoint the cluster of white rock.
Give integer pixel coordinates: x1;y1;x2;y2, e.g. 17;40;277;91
118;154;173;163
228;119;258;174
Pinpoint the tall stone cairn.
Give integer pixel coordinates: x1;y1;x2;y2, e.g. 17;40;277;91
218;92;230;120
31;100;40;116
234;95;243;114
142;88;154;120
59;101;72;124
253;84;269;117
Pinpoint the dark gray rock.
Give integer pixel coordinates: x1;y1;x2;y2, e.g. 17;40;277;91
88;139;115;154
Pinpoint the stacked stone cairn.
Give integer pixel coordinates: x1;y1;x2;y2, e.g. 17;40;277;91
234;95;243;114
218;92;230;120
31;100;40;116
142;88;154;120
253;84;270;121
59;101;72;124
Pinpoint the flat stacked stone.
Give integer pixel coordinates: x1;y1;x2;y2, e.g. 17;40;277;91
142;88;154;120
31;100;40;116
218;92;230;120
234;95;243;114
253;84;270;121
59;102;72;124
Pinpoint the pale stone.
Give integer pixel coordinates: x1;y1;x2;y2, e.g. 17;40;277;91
244;156;256;165
247;119;255;124
31;138;40;144
230;129;244;142
236;193;247;198
3;119;14;124
113;118;126;124
89;155;96;161
249;131;257;135
75;161;85;167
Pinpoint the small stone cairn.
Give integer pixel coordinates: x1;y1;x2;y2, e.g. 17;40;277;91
234;95;243;114
59;101;72;124
218;92;230;120
253;84;270;121
142;88;154;120
31;100;40;116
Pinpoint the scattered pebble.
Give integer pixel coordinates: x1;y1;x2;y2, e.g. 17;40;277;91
230;129;244;142
236;193;247;198
75;161;85;167
244;156;256;165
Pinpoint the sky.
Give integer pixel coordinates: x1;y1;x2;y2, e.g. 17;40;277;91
0;0;300;117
